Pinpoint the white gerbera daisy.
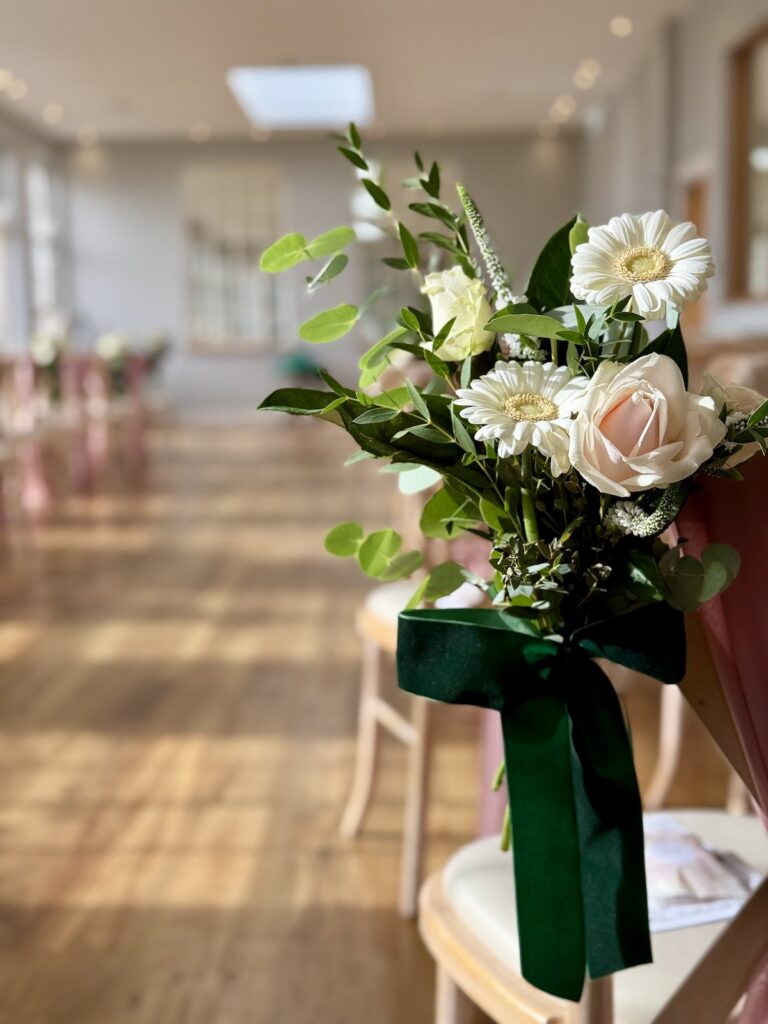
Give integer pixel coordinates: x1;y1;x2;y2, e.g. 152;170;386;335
570;211;714;321
454;361;589;475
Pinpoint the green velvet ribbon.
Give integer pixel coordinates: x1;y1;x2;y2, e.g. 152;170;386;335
396;602;685;1002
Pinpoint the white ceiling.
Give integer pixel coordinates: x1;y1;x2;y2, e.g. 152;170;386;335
0;0;692;140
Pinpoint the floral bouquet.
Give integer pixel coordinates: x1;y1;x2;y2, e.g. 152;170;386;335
259;125;768;1001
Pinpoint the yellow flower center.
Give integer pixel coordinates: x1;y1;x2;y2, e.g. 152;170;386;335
615;245;671;283
502;392;558;422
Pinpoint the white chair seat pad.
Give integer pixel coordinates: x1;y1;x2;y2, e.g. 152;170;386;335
443;810;768;1023
364;580;483;624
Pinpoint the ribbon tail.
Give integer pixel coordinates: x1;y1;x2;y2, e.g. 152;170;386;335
568;661;653;979
502;695;587;1001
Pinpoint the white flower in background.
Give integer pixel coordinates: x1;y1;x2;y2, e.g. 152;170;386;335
570;353;726;496
96;332;129;363
455;360;589;475
421;266;494;361
701;371;767;467
30;333;61;367
570;211;714;321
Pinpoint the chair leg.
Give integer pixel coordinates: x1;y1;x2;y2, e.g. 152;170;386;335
644;683;686;810
726;769;752;815
340;639;382;839
435;964;475;1024
399;696;432;918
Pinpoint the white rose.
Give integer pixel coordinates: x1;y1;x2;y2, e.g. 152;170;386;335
96;333;128;362
701;371;766;468
421;267;494;361
569;353;726;496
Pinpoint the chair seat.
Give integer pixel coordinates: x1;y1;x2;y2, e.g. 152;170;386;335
441;810;767;1024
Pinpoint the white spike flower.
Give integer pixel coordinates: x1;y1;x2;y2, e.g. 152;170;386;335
454;360;589;475
570;211;714;321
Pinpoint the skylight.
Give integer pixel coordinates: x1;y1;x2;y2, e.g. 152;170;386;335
227;66;374;130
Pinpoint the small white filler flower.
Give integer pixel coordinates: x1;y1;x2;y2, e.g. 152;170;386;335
570;211;714;321
454;360;589;475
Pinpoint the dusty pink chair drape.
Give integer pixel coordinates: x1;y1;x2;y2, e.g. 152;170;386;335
677;456;768;1018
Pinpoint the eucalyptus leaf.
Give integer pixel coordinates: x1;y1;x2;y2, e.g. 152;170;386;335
306;226;356;258
306;253;348;290
324;522;364;557
357;529;402;578
299;304;359;344
485;312;569;340
379;549;423;582
260;233;309;273
397;465;442;495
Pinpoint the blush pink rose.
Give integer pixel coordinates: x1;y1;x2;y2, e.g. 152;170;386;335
569;353;726;497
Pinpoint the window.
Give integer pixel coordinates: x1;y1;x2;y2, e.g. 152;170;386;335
731;26;768;298
25;161;64;330
182;164;280;352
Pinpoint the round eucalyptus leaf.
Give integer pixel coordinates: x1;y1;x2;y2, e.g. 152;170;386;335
299;304;359;344
357;529;402;578
260;233;309;273
324;522;364;557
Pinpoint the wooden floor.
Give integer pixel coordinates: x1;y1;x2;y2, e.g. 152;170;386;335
0;419;731;1024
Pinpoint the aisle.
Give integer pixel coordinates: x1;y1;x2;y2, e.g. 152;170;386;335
0;419;728;1024
0;421;480;1024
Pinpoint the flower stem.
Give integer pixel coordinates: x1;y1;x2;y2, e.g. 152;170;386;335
500;804;511;852
520;447;540;543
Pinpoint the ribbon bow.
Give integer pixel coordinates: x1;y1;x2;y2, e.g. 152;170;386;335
397;601;685;1001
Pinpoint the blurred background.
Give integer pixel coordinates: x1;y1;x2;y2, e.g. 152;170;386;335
0;1;766;1021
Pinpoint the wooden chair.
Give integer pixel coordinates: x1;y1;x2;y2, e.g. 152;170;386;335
340;477;483;918
419;614;768;1023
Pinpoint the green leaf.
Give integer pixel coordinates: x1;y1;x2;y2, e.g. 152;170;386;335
353;406;400;424
396;465;442;494
526;216;577;312
406;561;467;609
306;226;355;259
479;497;511;532
450;407;475;455
420;487;471;539
345;451;375;466
566;342;581;376
358;326;410;371
299;304;359;344
747;399;768;428
337;146;368;170
357;529;402;578
642;321;688;387
398;222;420;268
306;253;348;290
423;348;451;379
324;522;364;557
348;123;362;149
414;151;424;172
408;202;457;231
362;179;391;211
405;380;430;421
664;554;705;612
569;215;589;255
626;553;666;602
383;257;411;271
460;355;472;388
379;549;423;582
701;543;741;599
432;316;457;354
485;312;567;340
393;424;453;445
259;387;336;416
398;307;423;334
260;233;309;272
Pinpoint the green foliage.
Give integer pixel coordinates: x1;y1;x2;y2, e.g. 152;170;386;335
362;179;391;211
306;254;348;290
405;561;467;610
526;216;577;312
568;215;589;255
420;486;479;539
261;227;355;273
641;322;688;386
398;222;420;268
485;311;569;340
260;233;310;273
299;304;359;343
324;522;364;557
660;542;740;612
306;227;355;259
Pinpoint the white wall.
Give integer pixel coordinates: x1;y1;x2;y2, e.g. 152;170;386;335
582;0;768;341
66;132;584;412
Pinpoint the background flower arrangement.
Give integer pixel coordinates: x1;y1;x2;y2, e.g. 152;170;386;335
258;124;768;1000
